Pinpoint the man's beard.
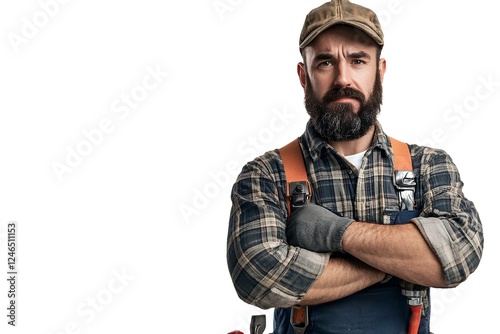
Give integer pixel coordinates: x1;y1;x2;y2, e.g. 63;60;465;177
304;71;383;141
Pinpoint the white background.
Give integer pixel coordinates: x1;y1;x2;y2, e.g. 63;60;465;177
0;0;498;333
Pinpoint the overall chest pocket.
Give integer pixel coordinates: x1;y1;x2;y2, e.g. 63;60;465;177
383;209;420;225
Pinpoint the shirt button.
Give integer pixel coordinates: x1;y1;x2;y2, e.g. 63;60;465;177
347;170;353;174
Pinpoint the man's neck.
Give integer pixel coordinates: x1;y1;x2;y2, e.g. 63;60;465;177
328;126;375;156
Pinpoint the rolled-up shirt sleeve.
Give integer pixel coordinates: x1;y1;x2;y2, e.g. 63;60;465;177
410;147;484;287
227;151;329;309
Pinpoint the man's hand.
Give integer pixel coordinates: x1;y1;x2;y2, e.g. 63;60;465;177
286;203;354;253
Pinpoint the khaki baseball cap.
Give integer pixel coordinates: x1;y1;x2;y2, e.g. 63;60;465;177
299;0;384;50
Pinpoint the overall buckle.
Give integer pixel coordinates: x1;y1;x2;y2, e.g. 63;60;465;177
393;170;416;211
290;305;309;334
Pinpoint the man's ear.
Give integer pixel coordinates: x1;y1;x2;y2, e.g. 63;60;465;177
297;62;307;91
378;58;387;83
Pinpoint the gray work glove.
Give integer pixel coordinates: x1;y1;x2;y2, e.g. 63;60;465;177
286;203;354;253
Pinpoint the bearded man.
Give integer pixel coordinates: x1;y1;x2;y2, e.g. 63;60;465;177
226;1;483;333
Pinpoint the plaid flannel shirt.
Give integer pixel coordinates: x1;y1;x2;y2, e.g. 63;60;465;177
227;120;483;309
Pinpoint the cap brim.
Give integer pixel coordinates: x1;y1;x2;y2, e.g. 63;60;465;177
300;20;384;49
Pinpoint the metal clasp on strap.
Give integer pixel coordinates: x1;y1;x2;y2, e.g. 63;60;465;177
393;170;416;211
290;305;309;334
249;315;266;334
289;181;310;211
401;287;424;306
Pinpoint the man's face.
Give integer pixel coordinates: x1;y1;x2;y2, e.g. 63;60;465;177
298;25;386;141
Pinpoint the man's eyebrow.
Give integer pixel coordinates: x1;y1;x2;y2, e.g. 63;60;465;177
312;53;336;63
349;51;371;59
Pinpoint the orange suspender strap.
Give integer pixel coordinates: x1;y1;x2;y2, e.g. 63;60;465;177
279;138;311;331
389;136;423;334
389;136;412;171
279;138;307;186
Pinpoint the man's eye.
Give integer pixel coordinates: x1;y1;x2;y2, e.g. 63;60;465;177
319;61;332;67
352;59;365;65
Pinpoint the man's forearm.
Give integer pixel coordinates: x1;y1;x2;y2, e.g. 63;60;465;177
342;221;447;287
300;256;384;305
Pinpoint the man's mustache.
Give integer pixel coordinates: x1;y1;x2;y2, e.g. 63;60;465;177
323;87;365;105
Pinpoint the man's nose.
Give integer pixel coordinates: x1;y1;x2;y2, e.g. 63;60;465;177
333;61;352;87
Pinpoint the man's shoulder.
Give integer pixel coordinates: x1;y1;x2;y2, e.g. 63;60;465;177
237;130;310;182
239;148;284;179
408;143;455;170
409;143;450;158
